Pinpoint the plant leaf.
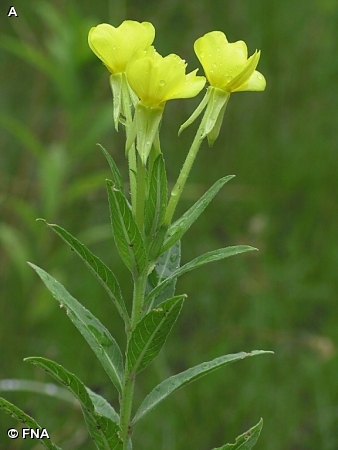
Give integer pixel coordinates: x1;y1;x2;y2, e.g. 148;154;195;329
38;220;129;325
132;350;272;424
145;154;167;239
106;180;146;276
145;245;257;305
24;357;122;450
0;397;62;449
86;388;120;424
146;240;181;308
28;263;124;394
98;144;124;193
127;295;186;376
161;175;235;254
213;418;263;449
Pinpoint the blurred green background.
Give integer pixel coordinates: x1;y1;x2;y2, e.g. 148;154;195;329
1;0;338;449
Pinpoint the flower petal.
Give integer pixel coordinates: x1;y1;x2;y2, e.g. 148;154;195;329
194;30;266;94
194;31;249;88
232;70;266;92
88;21;155;73
150;54;187;102
127;48;205;107
218;41;248;80
171;70;206;99
194;31;228;87
225;50;261;91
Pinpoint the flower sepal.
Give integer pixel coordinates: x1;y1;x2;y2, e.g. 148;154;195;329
126;102;163;165
178;86;229;146
202;86;230;146
110;73;139;131
178;90;210;136
109;73;123;130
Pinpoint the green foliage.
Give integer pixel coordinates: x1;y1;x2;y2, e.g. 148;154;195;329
127;295;186;376
28;263;124;394
145;155;167;237
106;180;147;277
0;398;62;450
213;419;263;450
132;352;270;425
39;220;129;324
145;245;257;305
24;357;123;449
146;239;181;307
161;174;235;253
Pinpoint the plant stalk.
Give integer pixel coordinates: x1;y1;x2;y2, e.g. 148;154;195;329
164;116;207;225
120;267;148;448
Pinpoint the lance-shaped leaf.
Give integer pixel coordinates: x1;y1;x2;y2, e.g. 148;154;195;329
145;245;257;305
133;350;272;424
146;240;181;309
145;154;167;239
161;175;235;254
38;220;129;325
28;263;124;394
127;295;186;376
25;357;122;450
106;180;146;276
86;388;120;424
0;397;62;450
213;418;263;450
98;144;124;193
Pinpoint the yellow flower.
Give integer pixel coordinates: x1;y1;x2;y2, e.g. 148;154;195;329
126;47;206;107
194;31;266;92
88;21;155;74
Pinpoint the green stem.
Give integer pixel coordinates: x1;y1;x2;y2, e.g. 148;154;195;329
130;268;148;331
120;269;148;448
135;157;147;231
164;117;207;225
121;74;138;217
128;146;137;215
119;372;134;450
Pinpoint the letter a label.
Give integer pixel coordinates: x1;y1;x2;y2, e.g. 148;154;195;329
8;6;18;17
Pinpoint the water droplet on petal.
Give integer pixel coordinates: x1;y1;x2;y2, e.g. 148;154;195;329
257;74;263;80
226;76;233;82
200;51;205;59
159;80;166;87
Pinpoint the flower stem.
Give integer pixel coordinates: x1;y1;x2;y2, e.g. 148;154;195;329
135;157;146;231
164;116;207;225
121;74;138;217
128;147;137;214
